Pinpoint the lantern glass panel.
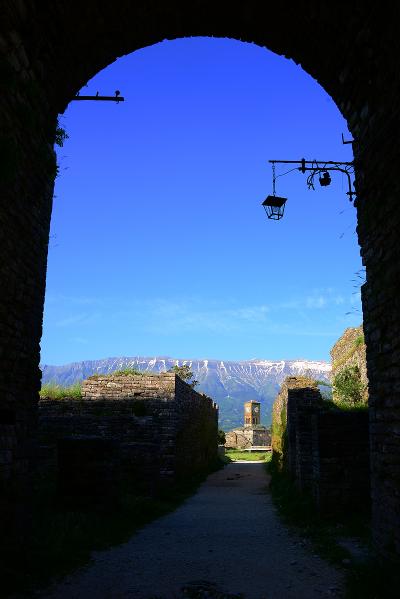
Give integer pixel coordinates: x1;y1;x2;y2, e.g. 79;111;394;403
262;195;287;220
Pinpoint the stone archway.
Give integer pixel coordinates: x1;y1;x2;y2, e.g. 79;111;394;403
1;2;399;556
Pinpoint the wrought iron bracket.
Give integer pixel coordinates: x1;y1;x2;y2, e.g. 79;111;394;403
268;159;356;202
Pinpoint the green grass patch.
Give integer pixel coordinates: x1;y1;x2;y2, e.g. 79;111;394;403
89;368;154;378
354;334;365;348
0;459;224;597
322;399;368;413
333;401;368;412
225;449;272;462
112;368;145;376
40;382;82;400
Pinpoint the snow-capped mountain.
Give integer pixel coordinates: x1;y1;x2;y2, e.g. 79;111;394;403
41;356;331;430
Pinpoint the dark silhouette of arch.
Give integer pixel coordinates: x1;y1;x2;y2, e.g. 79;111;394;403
1;1;399;556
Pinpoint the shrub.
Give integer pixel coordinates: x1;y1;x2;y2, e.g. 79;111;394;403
218;429;226;444
54;120;69;147
168;365;198;388
332;365;365;405
354;333;365;347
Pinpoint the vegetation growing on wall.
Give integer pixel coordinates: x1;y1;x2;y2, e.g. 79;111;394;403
330;325;368;405
39;382;82;399
168;364;199;388
271;404;288;470
332;365;366;405
354;333;365;347
54;120;68;147
88;368;144;379
110;368;143;376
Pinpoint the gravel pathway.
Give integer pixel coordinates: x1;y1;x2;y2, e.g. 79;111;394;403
39;462;344;599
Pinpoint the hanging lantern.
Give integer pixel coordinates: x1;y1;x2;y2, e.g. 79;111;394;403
262;195;287;220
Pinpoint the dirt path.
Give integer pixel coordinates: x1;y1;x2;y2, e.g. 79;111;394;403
39;462;344;599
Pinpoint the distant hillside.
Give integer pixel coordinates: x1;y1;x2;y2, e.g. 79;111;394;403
41;356;331;430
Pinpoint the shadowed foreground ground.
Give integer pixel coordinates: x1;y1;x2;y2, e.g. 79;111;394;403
38;462;344;598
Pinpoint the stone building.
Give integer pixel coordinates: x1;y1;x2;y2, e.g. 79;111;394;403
225;401;270;449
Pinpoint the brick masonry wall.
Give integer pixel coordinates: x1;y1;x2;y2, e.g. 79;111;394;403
38;374;218;488
1;1;400;556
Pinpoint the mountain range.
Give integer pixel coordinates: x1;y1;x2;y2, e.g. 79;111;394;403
41;356;331;430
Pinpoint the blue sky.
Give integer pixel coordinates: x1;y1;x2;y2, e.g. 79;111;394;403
41;37;362;366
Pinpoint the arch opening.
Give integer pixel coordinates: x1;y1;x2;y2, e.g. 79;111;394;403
42;37;361;428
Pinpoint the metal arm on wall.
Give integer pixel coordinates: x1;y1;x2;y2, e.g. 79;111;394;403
269;159;355;202
72;90;124;103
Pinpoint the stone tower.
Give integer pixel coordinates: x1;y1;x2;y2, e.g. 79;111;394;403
244;400;261;428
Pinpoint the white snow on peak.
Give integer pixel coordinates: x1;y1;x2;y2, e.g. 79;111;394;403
290;360;331;372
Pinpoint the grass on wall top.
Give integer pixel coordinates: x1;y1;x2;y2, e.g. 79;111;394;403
39;382;82;400
88;368;158;379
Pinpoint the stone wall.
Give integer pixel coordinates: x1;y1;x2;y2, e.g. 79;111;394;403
1;1;400;557
39;373;218;489
287;387;322;492
39;396;164;488
272;380;370;513
271;377;318;470
81;373;175;400
312;411;370;513
331;325;368;403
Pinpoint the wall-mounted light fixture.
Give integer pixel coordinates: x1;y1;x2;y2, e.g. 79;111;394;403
262;158;355;220
262;195;287;220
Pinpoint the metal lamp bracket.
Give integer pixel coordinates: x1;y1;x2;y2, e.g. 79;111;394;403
269;158;356;203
